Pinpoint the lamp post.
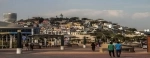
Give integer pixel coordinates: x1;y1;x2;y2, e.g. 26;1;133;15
60;36;64;50
31;28;34;43
16;30;22;54
83;36;87;48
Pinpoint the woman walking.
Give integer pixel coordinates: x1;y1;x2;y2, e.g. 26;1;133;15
91;42;96;51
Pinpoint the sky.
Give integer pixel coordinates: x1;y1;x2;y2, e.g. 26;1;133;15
0;0;150;30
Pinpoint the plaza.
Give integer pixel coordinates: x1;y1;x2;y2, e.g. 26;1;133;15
0;46;149;58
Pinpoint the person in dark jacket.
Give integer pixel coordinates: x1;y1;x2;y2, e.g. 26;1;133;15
25;43;29;51
30;43;34;51
91;42;96;51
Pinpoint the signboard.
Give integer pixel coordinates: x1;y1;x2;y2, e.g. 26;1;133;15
142;45;147;49
22;36;26;40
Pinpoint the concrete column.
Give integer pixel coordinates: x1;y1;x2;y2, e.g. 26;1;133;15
34;40;38;43
9;35;13;48
6;35;8;43
16;30;22;54
25;34;27;42
60;36;64;50
13;34;15;42
31;28;34;43
34;36;38;43
50;38;52;47
95;38;97;43
54;38;56;46
1;35;3;49
55;31;57;35
56;38;58;46
44;38;47;46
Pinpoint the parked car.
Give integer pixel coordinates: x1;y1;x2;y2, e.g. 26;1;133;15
142;44;147;49
142;41;147;49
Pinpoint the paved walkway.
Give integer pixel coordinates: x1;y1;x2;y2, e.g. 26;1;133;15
0;47;149;58
0;53;149;58
0;47;147;53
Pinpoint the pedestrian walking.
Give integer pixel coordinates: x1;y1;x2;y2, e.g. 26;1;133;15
25;43;29;51
98;39;102;47
91;42;96;51
108;42;115;57
30;43;34;51
115;42;122;57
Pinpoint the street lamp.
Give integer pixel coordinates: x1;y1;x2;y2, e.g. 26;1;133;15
60;36;64;50
16;30;22;54
144;29;150;32
83;36;87;48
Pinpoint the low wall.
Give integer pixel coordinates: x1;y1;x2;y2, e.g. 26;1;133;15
99;44;135;53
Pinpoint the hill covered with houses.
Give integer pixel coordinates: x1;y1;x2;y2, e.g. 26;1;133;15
16;14;146;42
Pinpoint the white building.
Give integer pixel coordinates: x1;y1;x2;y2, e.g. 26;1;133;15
3;13;17;23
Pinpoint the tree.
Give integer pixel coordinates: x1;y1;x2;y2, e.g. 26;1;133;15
32;17;44;24
133;35;146;41
114;34;125;42
82;18;88;20
60;13;63;18
70;17;79;21
127;28;137;32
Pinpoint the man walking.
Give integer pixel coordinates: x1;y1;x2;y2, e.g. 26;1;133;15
25;42;29;51
115;42;122;57
30;43;34;51
108;42;115;57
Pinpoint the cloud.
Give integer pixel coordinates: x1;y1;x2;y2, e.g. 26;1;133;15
45;9;125;19
132;12;150;19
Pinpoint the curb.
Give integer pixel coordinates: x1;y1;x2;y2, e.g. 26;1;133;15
31;52;150;55
1;52;149;55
